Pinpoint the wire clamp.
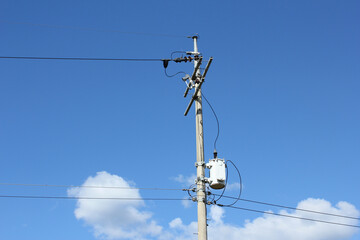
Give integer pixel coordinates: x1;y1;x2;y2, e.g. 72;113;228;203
195;177;208;183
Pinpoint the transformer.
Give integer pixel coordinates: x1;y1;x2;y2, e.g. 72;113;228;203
206;158;226;189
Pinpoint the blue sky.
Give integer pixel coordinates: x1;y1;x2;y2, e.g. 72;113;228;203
0;1;359;240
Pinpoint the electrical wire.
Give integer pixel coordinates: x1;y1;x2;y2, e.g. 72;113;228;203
211;160;242;207
201;93;220;151
0;56;164;61
216;204;360;228
227;160;243;206
212;194;360;220
0;182;187;191
1;197;358;228
170;51;187;60
186;184;197;199
0;55;190;78
0;20;187;38
163;51;189;78
164;68;187;78
1;195;358;228
2;182;358;220
0;195;191;201
206;186;216;203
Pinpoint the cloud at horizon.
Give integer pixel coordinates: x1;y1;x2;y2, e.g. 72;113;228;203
68;171;162;240
69;172;359;240
173;201;359;240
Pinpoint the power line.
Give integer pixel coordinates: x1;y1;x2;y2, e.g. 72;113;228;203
1;194;358;228
0;20;188;38
0;56;164;61
2;182;358;220
0;195;191;201
212;194;360;220
0;182;186;191
164;68;187;77
216;204;360;228
201;92;220;152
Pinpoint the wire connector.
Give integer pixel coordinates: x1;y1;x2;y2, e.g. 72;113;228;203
162;59;170;68
213;149;218;159
173;56;194;63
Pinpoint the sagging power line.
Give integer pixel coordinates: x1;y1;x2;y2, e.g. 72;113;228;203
0;182;186;191
0;56;164;61
1;182;358;220
0;55;196;79
0;195;191;201
212;193;360;221
1;194;358;229
2;34;358;238
216;204;360;229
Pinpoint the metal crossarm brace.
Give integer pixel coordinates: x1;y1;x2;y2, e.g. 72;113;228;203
184;57;203;98
183;57;213;116
201;57;213;79
191;57;203;80
184;79;203;116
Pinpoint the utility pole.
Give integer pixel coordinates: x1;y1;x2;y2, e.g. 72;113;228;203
193;36;207;240
181;36;213;240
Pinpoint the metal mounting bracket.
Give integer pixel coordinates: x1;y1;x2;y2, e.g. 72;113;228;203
195;177;209;183
196;196;206;203
195;162;205;167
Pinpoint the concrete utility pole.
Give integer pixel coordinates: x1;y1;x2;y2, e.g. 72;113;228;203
193;36;208;240
182;36;212;240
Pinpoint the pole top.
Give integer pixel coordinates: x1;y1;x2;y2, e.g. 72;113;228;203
187;34;199;39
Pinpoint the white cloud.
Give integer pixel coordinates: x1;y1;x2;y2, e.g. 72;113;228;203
180;198;193;208
68;171;162;240
69;172;359;240
172;174;197;208
169;199;360;240
164;218;198;240
224;182;241;191
172;174;196;186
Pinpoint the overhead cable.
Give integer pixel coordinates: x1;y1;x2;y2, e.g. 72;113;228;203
212;194;360;220
0;182;187;191
2;182;358;220
0;56;164;61
216;204;360;228
164;68;187;78
201;92;220;152
0;195;191;201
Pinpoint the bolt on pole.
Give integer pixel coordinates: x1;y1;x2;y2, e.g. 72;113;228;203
193;35;208;240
